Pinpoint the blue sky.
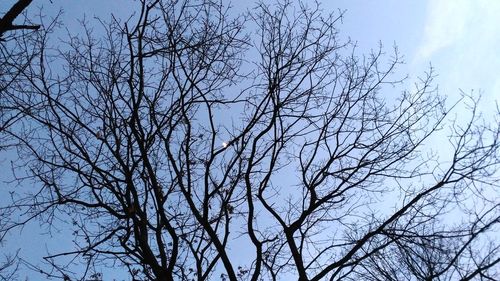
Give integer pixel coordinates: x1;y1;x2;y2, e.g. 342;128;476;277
17;0;500;109
331;0;500;114
1;0;499;279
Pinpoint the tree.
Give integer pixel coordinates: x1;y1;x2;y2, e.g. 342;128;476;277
0;251;19;281
0;0;40;39
0;0;51;145
0;1;44;279
0;0;41;97
1;0;499;280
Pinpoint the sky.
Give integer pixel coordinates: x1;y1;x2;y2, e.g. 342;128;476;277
32;0;500;108
332;0;500;114
1;0;500;279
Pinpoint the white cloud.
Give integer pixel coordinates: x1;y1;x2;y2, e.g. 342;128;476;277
415;0;470;61
414;0;500;105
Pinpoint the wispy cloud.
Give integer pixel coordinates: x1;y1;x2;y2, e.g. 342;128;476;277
414;0;500;109
415;0;470;61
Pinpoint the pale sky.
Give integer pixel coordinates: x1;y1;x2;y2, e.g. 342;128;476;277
416;0;500;113
1;0;499;279
339;0;499;111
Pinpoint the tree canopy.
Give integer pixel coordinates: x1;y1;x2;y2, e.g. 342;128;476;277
1;0;499;280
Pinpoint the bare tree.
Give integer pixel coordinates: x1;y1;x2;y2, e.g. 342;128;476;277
0;0;52;146
0;0;40;39
0;0;42;95
1;0;499;280
0;1;44;279
0;251;19;281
